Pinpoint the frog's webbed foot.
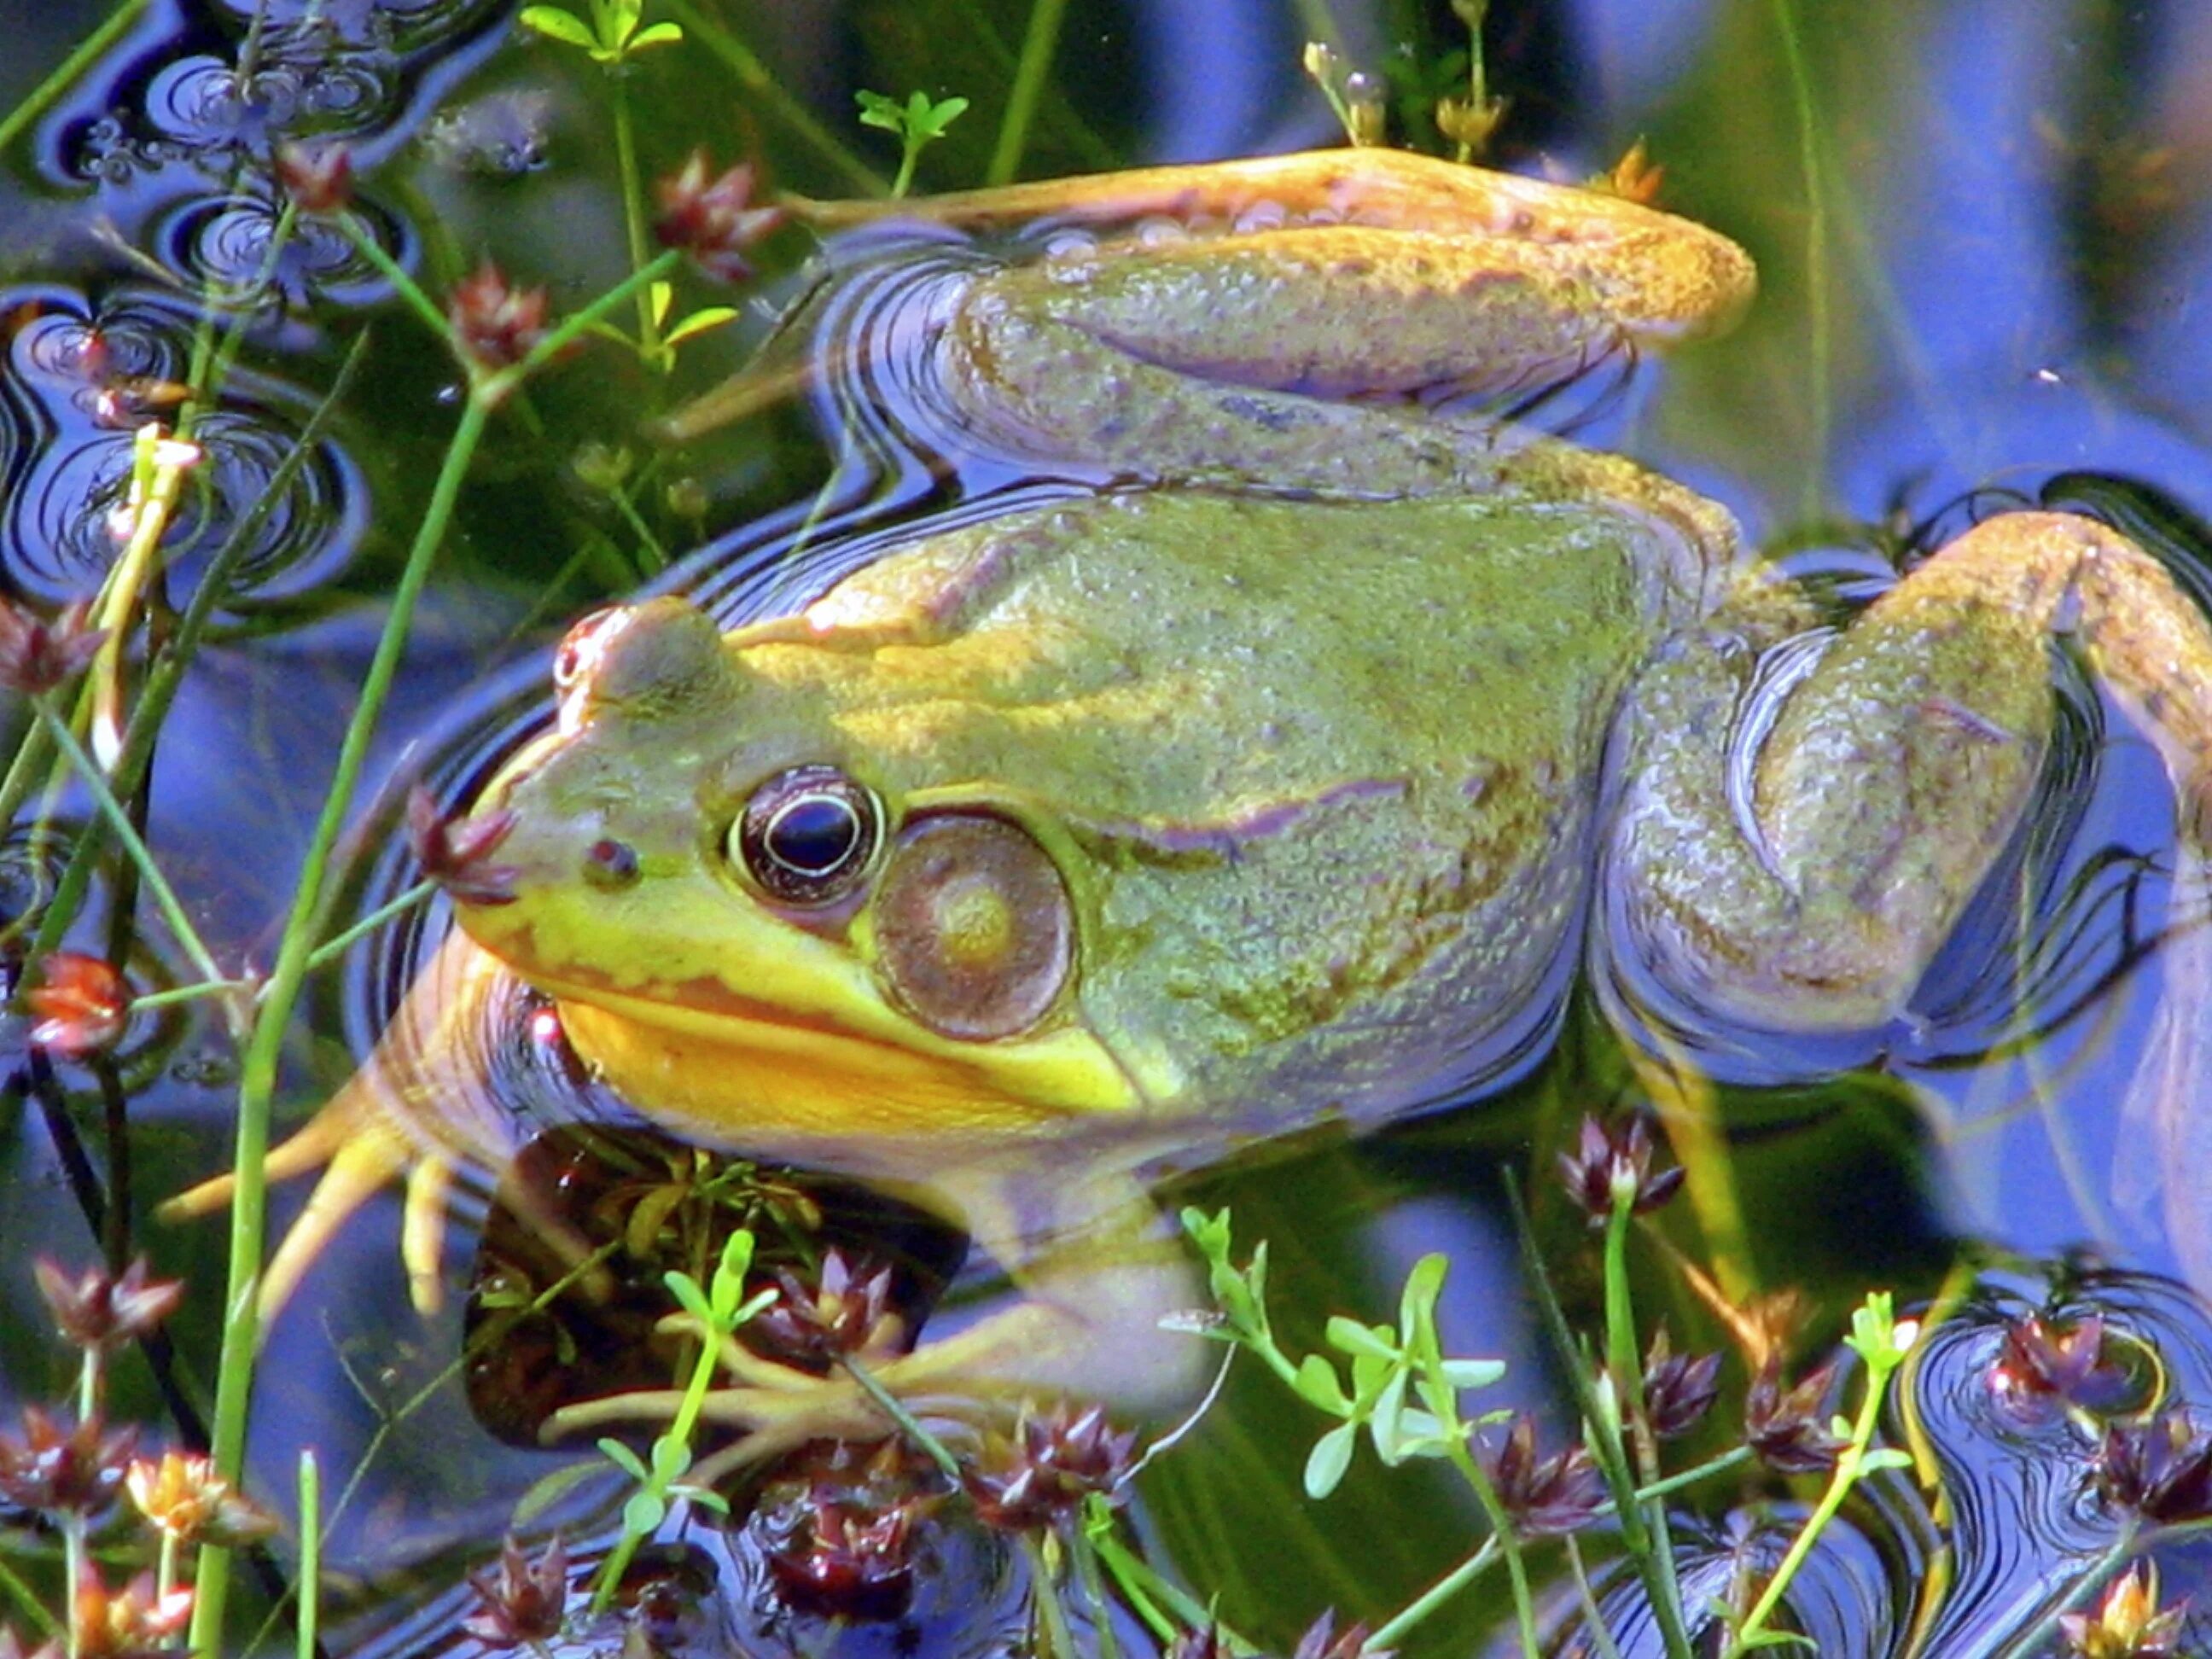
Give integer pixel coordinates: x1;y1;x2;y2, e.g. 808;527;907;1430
1608;510;2212;1033
165;1115;453;1318
540;1171;1207;1474
160;933;515;1324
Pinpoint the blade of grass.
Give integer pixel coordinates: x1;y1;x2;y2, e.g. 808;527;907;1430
0;0;148;155
189;386;493;1656
986;0;1068;185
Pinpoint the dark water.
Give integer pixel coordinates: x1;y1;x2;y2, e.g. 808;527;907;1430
5;1;2212;1654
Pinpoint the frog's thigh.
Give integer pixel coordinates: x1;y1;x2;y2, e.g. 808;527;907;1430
1610;511;2212;1032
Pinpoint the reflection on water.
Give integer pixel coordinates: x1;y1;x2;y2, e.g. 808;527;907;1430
4;0;2212;1654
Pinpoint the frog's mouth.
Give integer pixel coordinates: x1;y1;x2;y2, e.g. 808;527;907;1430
478;949;1146;1154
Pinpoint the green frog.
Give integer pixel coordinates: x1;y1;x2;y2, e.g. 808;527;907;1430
189;150;2212;1458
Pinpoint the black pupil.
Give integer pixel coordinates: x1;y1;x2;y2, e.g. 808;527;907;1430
765;795;860;875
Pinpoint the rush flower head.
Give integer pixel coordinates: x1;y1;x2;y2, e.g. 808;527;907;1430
653;152;785;282
1559;1112;1684;1224
2060;1560;2188;1659
0;600;104;697
273;142;352;214
125;1451;275;1546
1639;1325;1723;1441
753;1249;899;1362
2095;1409;2212;1524
0;1408;137;1517
462;1534;568;1648
33;1257;181;1352
1743;1356;1847;1476
1989;1311;2137;1422
406;785;518;905
762;1487;917;1621
71;1567;191;1659
446;260;550;371
964;1400;1138;1531
1474;1414;1604;1537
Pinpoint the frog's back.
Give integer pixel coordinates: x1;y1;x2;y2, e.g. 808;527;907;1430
750;479;1720;1139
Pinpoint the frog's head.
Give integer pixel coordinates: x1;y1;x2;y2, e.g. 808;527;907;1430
452;597;1152;1161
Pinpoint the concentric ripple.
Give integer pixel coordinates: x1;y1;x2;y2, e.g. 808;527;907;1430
0;288;367;611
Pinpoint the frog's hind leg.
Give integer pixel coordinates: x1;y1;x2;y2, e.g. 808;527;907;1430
1605;510;2212;1035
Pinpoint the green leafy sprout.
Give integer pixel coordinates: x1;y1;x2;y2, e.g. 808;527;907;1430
517;0;682;67
856;88;972;198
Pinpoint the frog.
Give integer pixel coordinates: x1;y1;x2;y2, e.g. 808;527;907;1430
178;148;2212;1461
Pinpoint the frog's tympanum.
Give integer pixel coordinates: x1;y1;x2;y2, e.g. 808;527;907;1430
204;151;2212;1458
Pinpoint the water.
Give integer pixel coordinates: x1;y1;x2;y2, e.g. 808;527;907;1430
4;2;2212;1654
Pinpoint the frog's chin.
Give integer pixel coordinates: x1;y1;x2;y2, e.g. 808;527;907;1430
509;966;1144;1156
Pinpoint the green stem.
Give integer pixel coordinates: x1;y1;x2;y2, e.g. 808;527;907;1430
609;80;661;363
338;213;450;341
1447;1436;1540;1656
842;1353;963;1482
0;1550;62;1641
520;249;683;375
36;705;226;987
1730;1365;1891;1651
27;334;370;975
0;0;148;156
64;1513;85;1659
295;1452;321;1659
301;881;432;975
189;389;494;1657
1633;1445;1754;1502
987;0;1067;186
1084;1510;1255;1653
1600;1194;1689;1647
1767;0;1831;519
1365;1537;1498;1650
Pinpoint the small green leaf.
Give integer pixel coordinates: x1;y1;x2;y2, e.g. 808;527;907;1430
1368;1367;1411;1463
664;1270;713;1325
1294;1352;1350;1414
1303;1420;1356;1499
649;281;672;327
672;1482;731;1514
855;89;905;132
1349;1350;1391;1397
1437;1357;1506;1391
1399;1253;1448;1336
649;1435;691;1481
597;1438;649;1481
630;20;684;49
519;6;597;49
664;306;738;346
622;1489;667;1535
1326;1317;1400;1361
1858;1447;1915;1474
914;94;970;138
710;1229;756;1323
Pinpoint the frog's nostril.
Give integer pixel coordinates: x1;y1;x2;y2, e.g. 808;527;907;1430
583;837;641;890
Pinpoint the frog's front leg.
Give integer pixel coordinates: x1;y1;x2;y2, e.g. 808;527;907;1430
542;1163;1207;1465
1606;511;2212;1032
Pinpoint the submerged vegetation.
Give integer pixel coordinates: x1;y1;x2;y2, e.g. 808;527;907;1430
0;1;2209;1655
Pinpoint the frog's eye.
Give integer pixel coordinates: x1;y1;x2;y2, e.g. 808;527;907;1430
731;765;884;904
871;812;1073;1040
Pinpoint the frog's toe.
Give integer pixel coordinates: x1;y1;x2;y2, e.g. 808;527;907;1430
160;1098;363;1220
163;1106;439;1325
259;1123;445;1321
